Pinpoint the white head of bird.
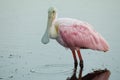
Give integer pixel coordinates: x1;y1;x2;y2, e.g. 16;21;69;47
41;7;58;44
48;7;57;21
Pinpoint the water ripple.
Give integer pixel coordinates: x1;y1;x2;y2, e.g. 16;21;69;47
30;64;73;75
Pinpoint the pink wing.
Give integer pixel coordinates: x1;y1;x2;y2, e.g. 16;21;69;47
57;20;109;52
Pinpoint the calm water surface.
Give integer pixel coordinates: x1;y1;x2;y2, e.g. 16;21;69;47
0;0;120;80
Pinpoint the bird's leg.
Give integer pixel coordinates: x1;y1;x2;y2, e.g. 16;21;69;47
77;50;83;69
77;50;84;79
71;50;78;70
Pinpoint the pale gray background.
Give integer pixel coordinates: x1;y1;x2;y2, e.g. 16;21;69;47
0;0;120;80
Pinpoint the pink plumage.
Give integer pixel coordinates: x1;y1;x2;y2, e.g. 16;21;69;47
55;18;109;52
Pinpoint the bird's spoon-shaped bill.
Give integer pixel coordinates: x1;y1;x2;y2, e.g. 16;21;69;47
41;29;50;44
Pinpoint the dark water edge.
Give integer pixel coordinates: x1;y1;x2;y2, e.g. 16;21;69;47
67;69;110;80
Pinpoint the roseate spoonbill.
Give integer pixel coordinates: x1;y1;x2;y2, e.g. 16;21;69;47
41;7;109;77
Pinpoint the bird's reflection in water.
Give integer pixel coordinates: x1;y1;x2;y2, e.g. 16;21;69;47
67;68;111;80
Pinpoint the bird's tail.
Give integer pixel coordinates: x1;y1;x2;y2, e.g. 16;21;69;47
99;36;109;52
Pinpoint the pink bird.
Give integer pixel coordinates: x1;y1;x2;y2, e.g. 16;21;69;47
41;7;109;77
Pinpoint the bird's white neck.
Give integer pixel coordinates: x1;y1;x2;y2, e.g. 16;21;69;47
49;18;58;39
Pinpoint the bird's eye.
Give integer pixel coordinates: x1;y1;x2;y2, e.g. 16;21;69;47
53;10;55;13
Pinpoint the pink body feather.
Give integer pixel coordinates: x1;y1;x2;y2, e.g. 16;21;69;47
55;18;109;52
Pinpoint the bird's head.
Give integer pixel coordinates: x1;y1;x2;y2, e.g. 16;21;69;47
41;7;57;44
48;7;57;21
